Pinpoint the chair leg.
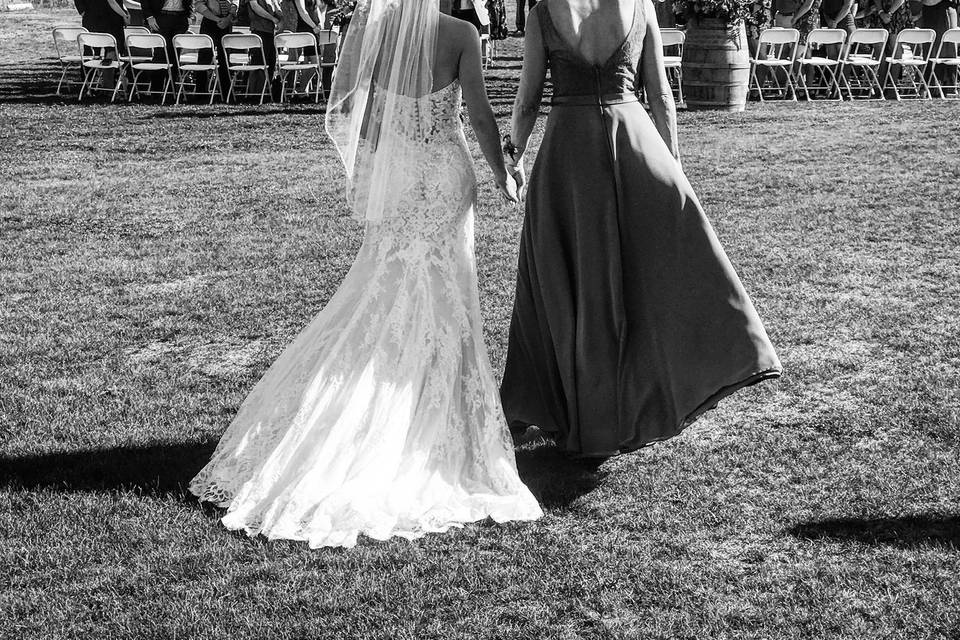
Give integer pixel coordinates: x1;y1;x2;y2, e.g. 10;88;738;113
209;72;219;104
57;65;69;95
226;71;237;103
110;69;123;103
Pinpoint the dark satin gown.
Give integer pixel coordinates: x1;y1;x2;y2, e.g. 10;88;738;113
500;0;782;457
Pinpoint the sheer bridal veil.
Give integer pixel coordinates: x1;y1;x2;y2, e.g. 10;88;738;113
324;0;440;223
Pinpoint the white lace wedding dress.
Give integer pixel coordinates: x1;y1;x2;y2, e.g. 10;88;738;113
189;80;543;548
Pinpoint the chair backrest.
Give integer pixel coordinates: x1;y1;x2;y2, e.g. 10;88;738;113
759;27;800;45
757;27;799;61
126;33;169;62
314;28;338;46
274;31;316;50
845;28;888;60
233;25;252;34
892;28;936;59
124;26;150;36
173;33;216;53
660;28;684;48
77;31;119;59
222;33;264;51
222;33;264;67
53;26;87;59
805;28;846;50
934;27;960;58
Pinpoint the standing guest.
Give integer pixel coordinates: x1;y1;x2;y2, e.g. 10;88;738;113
820;0;856;66
195;0;239;100
450;0;489;31
247;0;282;98
773;0;818;35
74;0;129;89
859;0;913;34
287;0;325;93
513;0;536;35
142;0;192;85
921;0;958;95
487;0;508;38
821;0;856;31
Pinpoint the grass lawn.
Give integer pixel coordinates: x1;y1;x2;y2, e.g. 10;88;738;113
2;7;960;640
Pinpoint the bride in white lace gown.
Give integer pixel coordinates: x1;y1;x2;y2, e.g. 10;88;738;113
188;0;543;548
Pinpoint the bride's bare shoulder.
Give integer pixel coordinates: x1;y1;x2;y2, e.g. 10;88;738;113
437;13;480;52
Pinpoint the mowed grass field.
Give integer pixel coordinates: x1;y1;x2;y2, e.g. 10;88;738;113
2;8;960;640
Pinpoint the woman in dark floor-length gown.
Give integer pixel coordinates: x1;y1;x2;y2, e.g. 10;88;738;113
500;0;782;457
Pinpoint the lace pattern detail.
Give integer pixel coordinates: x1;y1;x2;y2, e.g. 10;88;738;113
189;82;542;547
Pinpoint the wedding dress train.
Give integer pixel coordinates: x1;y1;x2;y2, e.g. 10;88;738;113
189;81;543;548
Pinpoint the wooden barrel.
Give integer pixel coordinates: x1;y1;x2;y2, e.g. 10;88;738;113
681;19;751;112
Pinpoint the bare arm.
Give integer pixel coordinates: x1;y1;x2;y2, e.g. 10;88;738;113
792;0;817;22
106;0;128;19
250;0;280;23
296;0;319;29
459;22;517;200
832;0;855;23
509;7;546;166
640;0;679;162
194;0;219;21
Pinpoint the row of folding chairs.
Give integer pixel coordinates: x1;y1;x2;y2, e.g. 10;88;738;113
750;27;960;101
53;25;339;104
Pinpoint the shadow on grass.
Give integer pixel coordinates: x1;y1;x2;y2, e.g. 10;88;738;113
789;515;960;549
514;443;606;509
0;442;215;497
0;440;604;509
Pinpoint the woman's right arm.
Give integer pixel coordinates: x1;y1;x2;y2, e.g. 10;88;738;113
458;21;519;202
296;0;319;28
509;7;547;168
250;0;278;24
640;0;680;162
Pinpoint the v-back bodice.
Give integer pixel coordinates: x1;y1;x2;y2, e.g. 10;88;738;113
537;0;645;97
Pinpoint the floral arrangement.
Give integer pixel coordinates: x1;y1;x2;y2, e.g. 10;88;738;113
671;0;757;25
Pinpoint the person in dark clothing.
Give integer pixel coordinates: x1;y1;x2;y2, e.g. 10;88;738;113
195;0;239;99
142;0;191;72
921;0;958;95
247;0;282;99
74;0;129;89
513;0;535;35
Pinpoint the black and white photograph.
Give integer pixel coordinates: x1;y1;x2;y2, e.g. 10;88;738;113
1;0;958;635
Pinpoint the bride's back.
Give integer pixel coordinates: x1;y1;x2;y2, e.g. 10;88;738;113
432;13;475;91
543;0;636;66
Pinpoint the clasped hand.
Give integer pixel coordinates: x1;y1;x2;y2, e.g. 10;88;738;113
496;171;520;204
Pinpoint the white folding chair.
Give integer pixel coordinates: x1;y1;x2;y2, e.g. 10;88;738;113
927;27;960;99
661;28;685;105
274;32;322;102
222;33;270;104
76;32;126;102
233;25;252;34
121;25;154;66
52;25;87;95
749;27;799;101
883;28;936;100
841;28;888;100
124;33;174;103
173;33;219;104
315;29;339;99
796;28;847;100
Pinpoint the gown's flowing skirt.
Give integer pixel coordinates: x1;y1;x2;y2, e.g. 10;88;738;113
190;123;542;548
501;101;782;456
